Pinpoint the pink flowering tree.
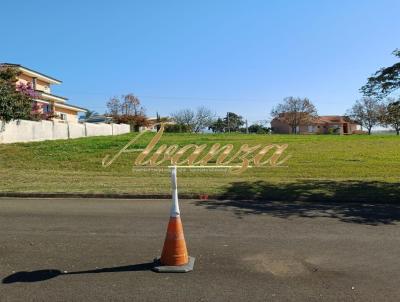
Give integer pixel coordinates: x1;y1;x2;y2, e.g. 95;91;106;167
0;67;33;128
16;82;38;99
16;82;57;121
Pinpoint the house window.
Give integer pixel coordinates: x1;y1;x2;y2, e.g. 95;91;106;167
308;125;314;133
32;78;37;90
43;104;52;113
60;113;67;121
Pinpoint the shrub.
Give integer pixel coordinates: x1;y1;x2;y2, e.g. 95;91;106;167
164;124;191;133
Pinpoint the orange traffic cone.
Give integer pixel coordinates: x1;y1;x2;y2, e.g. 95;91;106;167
160;215;188;265
153;166;195;273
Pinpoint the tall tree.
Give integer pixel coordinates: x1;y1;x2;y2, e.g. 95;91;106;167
346;97;384;135
223;112;244;132
106;97;121;117
271;97;318;134
122;94;145;116
361;49;400;97
380;99;400;135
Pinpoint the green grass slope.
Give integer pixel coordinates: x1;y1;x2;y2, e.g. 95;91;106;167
0;132;399;202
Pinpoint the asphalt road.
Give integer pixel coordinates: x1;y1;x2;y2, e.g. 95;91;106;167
0;198;399;302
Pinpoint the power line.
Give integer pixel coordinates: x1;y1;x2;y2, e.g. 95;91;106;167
54;90;353;104
57;92;269;103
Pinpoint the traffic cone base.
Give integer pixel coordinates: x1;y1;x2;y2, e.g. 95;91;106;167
152;216;195;273
152;256;195;273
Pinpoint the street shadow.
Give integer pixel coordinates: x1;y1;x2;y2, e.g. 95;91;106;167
195;180;400;225
218;180;400;203
2;262;155;284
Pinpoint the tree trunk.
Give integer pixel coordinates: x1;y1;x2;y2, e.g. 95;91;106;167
396;129;399;135
368;127;372;135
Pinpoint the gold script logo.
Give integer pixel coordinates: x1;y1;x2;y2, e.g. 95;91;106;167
102;123;290;174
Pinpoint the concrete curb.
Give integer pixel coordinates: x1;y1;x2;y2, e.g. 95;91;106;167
0;192;210;200
0;192;394;203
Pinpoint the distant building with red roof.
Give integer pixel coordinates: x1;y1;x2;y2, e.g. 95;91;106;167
271;114;361;134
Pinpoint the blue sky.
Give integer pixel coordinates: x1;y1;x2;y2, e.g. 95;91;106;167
1;0;399;124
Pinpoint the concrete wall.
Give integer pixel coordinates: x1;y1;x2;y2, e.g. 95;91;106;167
68;123;86;139
112;123;130;135
0;120;131;144
53;121;69;140
85;123;112;137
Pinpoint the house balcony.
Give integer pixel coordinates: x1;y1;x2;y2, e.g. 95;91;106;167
35;90;68;103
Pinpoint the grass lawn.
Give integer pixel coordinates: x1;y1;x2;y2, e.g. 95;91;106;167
1;132;399;202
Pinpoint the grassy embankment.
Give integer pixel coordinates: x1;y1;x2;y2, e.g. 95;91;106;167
0;132;399;202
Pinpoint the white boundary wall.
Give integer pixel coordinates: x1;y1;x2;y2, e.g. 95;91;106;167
0;120;130;144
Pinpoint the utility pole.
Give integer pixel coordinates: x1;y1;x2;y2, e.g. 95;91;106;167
245;119;248;134
227;112;230;134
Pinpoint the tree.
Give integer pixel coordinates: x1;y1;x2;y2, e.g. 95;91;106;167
116;114;150;131
30;101;43;121
0;67;35;128
106;97;121;117
380;98;400;135
248;123;271;134
84;110;98;119
346;97;384;135
208;113;247;133
105;94;148;131
171;109;195;131
156;112;161;131
224;112;244;132
30;101;57;121
209;117;225;133
171;107;215;133
271;97;318;134
361;49;400;97
193;107;215;132
164;124;191;133
121;94;145;116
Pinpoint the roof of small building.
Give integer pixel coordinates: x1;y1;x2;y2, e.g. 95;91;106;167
316;115;351;124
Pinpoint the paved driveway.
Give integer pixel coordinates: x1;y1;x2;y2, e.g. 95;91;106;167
0;198;399;301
